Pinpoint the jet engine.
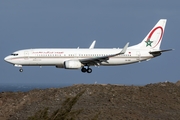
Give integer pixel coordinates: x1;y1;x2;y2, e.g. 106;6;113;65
64;60;82;69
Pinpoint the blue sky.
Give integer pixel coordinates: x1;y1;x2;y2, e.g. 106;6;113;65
1;1;180;85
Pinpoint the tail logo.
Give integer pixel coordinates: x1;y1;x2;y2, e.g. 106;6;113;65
145;40;153;47
145;26;163;48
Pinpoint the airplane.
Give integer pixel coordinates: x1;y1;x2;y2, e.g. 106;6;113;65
4;19;172;73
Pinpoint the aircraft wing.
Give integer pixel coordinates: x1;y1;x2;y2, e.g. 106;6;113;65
80;42;129;66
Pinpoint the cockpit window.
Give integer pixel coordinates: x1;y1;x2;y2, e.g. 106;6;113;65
11;53;18;56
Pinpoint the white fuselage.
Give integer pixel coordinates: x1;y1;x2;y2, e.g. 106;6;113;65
4;48;154;68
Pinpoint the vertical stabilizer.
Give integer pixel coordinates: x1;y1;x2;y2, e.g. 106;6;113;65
130;19;167;50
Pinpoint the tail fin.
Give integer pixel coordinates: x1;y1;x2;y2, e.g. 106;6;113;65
130;19;167;50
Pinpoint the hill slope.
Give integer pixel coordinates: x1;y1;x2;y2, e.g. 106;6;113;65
1;82;180;120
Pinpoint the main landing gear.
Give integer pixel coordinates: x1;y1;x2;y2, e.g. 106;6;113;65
81;67;92;73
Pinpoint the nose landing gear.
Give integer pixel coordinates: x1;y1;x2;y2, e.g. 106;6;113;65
14;64;23;72
19;68;23;72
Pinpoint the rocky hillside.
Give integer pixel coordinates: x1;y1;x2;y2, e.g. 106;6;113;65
1;81;180;120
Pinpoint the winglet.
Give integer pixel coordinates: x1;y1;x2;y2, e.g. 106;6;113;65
89;40;96;49
119;42;129;54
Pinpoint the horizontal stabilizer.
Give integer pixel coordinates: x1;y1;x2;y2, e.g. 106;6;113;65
149;49;173;57
149;49;173;54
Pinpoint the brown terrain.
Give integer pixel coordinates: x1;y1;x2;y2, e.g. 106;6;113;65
1;81;180;120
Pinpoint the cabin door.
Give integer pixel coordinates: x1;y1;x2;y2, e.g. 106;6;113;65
24;51;29;60
136;51;141;61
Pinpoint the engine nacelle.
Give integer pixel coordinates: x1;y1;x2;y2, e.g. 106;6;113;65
64;60;82;69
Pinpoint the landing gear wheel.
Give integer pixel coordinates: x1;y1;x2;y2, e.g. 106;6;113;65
87;68;92;73
81;67;87;73
19;69;23;72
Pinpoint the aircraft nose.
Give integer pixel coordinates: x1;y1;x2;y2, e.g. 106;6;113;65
4;56;11;63
4;57;7;61
4;56;8;61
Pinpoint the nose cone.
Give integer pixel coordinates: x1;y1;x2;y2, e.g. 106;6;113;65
4;56;11;63
4;56;8;61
